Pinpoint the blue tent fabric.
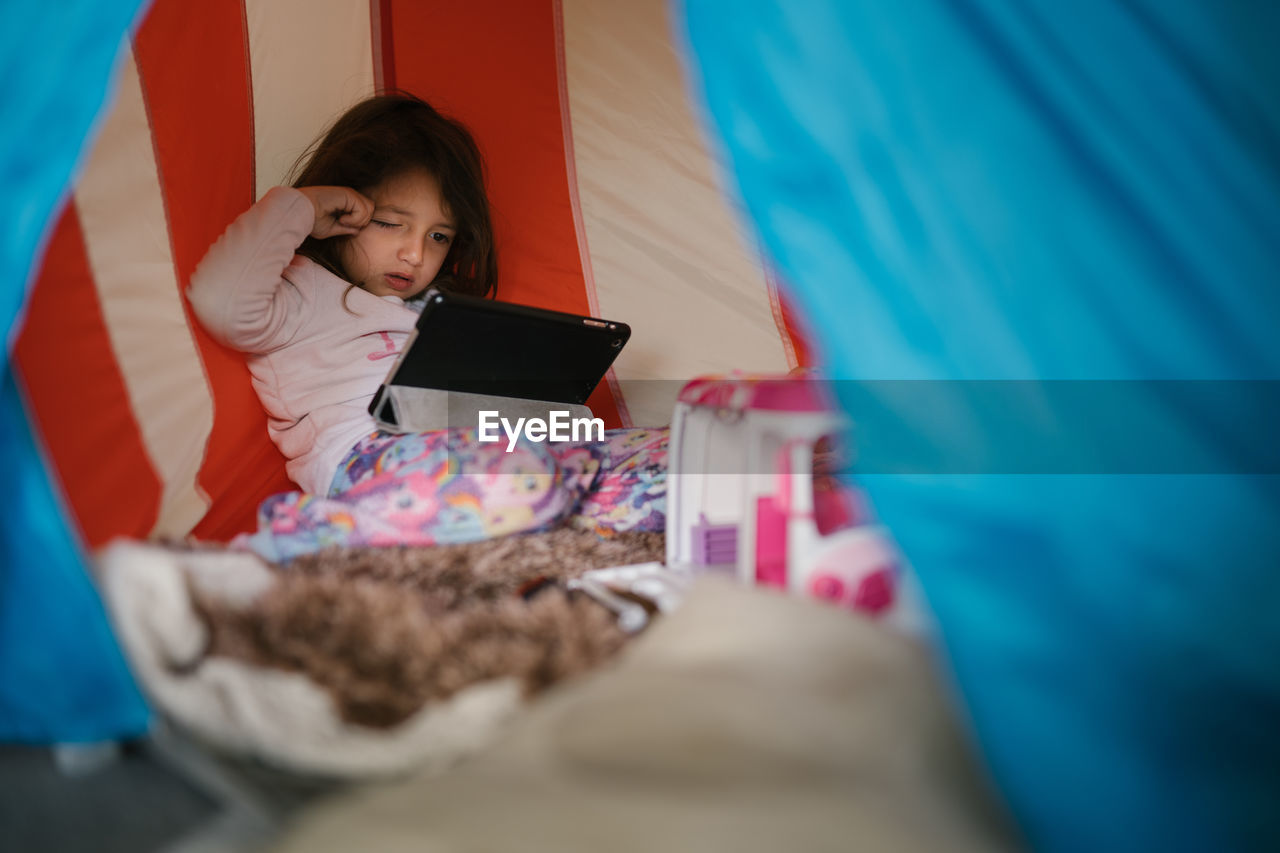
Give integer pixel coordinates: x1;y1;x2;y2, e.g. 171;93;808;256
681;1;1280;850
1;1;151;741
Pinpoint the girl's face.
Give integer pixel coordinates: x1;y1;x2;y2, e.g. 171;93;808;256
339;168;456;300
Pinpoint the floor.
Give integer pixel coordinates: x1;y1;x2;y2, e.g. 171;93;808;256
0;741;218;853
0;728;340;853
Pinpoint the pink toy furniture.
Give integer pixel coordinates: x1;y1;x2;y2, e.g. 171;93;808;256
666;374;899;618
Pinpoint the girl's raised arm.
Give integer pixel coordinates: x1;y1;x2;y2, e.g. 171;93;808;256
296;186;373;239
187;187;349;353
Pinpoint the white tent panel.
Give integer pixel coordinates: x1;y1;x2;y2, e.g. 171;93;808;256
562;0;790;425
74;46;213;537
246;0;376;199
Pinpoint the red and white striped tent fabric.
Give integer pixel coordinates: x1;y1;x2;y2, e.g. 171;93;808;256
14;0;810;546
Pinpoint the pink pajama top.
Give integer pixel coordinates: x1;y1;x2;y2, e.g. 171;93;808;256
188;186;418;495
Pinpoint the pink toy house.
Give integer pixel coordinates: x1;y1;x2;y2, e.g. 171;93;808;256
666;374;900;618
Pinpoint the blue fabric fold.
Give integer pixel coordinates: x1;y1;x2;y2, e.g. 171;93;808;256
681;1;1280;849
1;0;152;742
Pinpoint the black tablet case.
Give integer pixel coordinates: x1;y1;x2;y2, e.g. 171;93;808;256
368;290;630;433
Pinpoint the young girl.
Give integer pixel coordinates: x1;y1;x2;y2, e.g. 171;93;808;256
189;93;665;559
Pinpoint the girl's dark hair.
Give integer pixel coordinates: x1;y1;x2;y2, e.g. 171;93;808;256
289;92;496;298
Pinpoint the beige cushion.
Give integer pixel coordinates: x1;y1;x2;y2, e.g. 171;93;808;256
271;578;1018;852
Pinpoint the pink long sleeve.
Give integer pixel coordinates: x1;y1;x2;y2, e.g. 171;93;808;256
187;186;316;354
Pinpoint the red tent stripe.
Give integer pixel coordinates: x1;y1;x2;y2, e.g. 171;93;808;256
388;0;623;427
135;0;294;541
765;268;816;370
552;0;597;319
13;207;162;546
370;0;396;93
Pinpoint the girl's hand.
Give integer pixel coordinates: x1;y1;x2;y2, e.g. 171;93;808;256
297;186;374;239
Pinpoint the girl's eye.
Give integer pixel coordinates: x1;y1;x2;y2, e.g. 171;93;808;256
430;232;452;245
371;220;398;229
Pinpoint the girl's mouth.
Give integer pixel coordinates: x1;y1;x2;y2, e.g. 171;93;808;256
384;273;414;291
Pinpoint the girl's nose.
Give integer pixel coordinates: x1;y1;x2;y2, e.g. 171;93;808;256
399;240;421;265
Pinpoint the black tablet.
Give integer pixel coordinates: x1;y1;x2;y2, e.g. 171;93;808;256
368;289;630;423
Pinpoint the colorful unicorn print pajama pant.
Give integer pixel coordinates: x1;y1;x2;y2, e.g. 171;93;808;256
238;427;668;563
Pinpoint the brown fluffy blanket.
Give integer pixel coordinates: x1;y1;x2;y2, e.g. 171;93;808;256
190;528;665;730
